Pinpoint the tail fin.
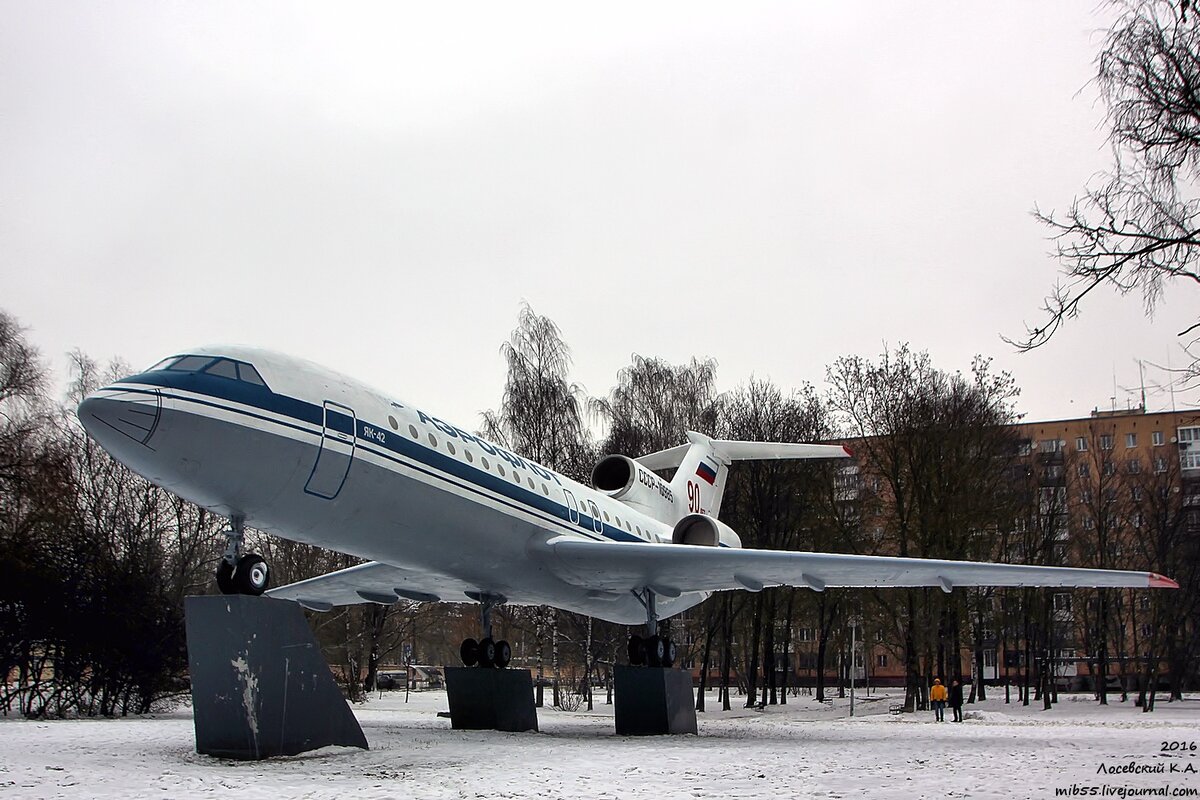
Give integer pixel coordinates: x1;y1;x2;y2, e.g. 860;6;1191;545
638;431;851;520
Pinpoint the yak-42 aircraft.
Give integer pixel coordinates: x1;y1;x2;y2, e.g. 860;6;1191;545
78;346;1178;668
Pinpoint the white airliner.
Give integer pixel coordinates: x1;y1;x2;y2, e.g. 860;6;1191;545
78;346;1178;668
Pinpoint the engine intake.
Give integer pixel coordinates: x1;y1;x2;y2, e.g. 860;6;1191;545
671;514;742;549
592;454;636;497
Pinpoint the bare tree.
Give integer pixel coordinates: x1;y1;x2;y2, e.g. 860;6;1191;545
1018;0;1200;379
827;346;1021;711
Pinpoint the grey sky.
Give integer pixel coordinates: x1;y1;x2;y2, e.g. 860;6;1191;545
3;2;1196;435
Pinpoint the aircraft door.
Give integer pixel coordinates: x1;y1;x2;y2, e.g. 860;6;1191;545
587;500;603;534
304;401;356;500
563;489;580;525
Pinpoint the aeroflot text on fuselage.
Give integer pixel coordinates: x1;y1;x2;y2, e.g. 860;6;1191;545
415;410;562;486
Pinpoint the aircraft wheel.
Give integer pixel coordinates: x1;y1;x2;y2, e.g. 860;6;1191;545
215;559;237;595
460;638;479;667
494;640;512;669
627;634;645;666
235;554;270;596
478;637;497;669
646;635;666;668
664;638;677;669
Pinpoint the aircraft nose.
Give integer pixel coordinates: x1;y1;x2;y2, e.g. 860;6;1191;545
78;388;163;448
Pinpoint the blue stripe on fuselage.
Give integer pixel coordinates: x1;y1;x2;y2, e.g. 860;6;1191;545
113;371;646;545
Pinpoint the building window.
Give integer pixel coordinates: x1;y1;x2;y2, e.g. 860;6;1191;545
1180;427;1200;470
876;654;888;668
1053;593;1072;612
1077;463;1090;478
1132;511;1143;528
1138;595;1151;611
1154;457;1167;473
1152;431;1165;446
1083;516;1095;531
1100;434;1114;451
1127;459;1142;474
1075;437;1088;452
1039;439;1064;453
1131;486;1143;501
1126;432;1137;448
1142;624;1153;637
797;628;815;642
1103;461;1116;477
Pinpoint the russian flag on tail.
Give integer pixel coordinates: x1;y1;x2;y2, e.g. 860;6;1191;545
695;460;718;485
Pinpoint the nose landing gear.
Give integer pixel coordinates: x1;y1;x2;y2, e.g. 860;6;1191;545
215;515;271;596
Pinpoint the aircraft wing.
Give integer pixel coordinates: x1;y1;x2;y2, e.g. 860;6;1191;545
541;539;1178;594
266;561;483;610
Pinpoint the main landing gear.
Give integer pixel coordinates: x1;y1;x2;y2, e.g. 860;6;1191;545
459;592;512;669
627;588;677;668
215;515;271;596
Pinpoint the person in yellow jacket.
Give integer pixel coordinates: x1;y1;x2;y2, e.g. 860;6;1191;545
930;678;948;721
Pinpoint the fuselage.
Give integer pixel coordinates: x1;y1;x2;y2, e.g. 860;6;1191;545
77;345;708;624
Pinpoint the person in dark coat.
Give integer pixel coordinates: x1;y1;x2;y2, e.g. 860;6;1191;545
949;679;964;722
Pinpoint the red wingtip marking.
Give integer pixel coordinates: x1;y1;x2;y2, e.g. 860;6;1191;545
1148;573;1179;589
842;445;854;457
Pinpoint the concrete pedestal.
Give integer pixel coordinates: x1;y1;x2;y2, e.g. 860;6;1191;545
613;665;698;735
184;595;368;759
444;667;538;732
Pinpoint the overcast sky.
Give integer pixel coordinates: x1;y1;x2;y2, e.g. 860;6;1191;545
3;2;1197;436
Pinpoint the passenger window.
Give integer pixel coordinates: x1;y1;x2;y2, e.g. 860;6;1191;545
204;359;239;379
447;442;456;455
388;416;399;430
527;477;535;490
466;450;474;463
237;363;266;386
481;457;490;469
409;425;419;438
541;483;548;495
428;433;438;447
167;355;214;372
498;464;506;477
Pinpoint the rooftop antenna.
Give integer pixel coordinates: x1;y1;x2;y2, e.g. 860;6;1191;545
1168;348;1177;412
1111;363;1117;412
1138;359;1147;410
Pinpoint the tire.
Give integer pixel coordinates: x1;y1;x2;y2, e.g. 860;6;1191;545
664;639;677;669
215;559;237;595
646;635;666;668
627;634;645;666
460;638;479;667
478;637;496;669
494;640;512;669
235;554;270;595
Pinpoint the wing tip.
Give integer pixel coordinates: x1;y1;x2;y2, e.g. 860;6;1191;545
1148;573;1179;589
842;445;854;458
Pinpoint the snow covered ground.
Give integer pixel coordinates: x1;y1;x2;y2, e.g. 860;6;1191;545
2;689;1198;799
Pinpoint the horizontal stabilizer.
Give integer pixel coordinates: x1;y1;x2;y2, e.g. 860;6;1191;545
636;432;850;471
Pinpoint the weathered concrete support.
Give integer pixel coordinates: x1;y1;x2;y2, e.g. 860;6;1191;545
184;595;368;759
444;667;539;732
613;665;697;735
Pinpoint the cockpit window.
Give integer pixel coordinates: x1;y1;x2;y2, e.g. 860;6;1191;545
204;359;239;379
237;363;266;386
147;356;181;371
152;354;269;389
167;355;216;372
